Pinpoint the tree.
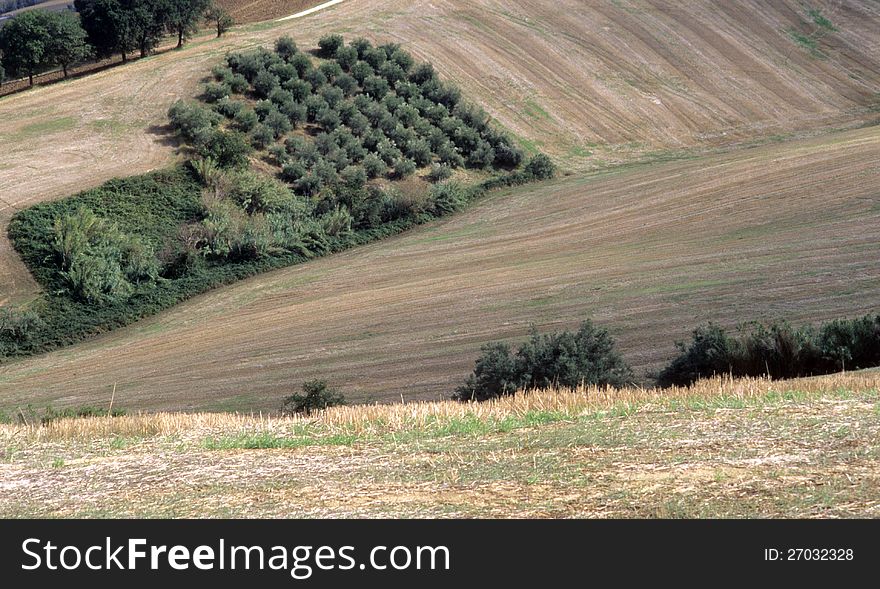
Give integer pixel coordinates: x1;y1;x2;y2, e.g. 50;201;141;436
165;0;210;48
204;4;233;38
75;0;164;62
47;11;92;78
453;321;633;401
0;10;53;86
282;380;346;416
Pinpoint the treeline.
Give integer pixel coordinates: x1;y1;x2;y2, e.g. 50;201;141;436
656;316;880;387
453;314;880;402
0;0;232;87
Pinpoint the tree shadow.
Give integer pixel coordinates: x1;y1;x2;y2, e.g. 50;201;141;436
146;123;183;149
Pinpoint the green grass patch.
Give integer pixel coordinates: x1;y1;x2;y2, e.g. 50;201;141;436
4;116;77;141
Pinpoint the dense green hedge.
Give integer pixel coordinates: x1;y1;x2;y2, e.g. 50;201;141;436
657;315;880;387
453;321;633;401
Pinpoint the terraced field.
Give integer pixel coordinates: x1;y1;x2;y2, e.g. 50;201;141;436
1;0;879;411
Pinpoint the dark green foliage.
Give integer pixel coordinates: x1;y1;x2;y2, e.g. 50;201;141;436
198;130;253;168
205;3;233;38
0;9;90;84
429;181;466;215
275;35;298;60
454;321;633;401
317;34;344;58
281;380;346;416
363;74;390;99
657;316;880;387
523;153;555;180
203;81;230;102
335;45;358;71
168;99;221;143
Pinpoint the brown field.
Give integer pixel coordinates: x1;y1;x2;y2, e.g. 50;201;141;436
217;0;324;24
1;125;878;411
2;373;879;518
1;0;879;410
2;0;880;305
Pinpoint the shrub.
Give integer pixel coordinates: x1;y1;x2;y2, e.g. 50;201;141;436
335;45;358;71
454;322;633;401
319;60;343;82
657;316;880;387
363;75;390;99
281;380;346;416
362;153;387;179
427;163;453;182
524;154;555;180
392;157;417;179
290;53;313;77
203;82;230;103
275;35;298;60
198;130;253;168
263;110;292;138
168;100;220;143
284;78;312;101
229;73;250;94
250;124;275;149
329;73;355;97
234;107;259;132
215;97;245;118
429;181;467;215
350;61;374;84
318;34;345;57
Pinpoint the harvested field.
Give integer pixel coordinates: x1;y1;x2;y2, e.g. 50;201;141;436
1;125;878;411
217;0;325;24
2;0;880;305
2;373;879;518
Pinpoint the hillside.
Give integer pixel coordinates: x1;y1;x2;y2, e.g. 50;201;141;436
2;0;879;306
2;373;878;518
1;125;878;411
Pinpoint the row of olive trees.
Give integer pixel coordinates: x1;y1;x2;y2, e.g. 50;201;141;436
0;0;232;87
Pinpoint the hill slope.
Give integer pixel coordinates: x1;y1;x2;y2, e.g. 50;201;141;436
2;0;879;305
1;125;878;411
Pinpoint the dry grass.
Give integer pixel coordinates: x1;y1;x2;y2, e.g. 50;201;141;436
4;371;878;443
1;373;879;518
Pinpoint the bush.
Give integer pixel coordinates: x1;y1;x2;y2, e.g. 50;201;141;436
362;153;387;179
392;157;417;179
335;45;358;71
317;34;344;58
453;321;633;401
234;107;259;132
168;100;220;143
657;316;880;387
203;82;230;103
275;35;298;60
198;130;253;168
429;181;467;215
427;163;453;182
524;154;555;180
281;380;346;416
